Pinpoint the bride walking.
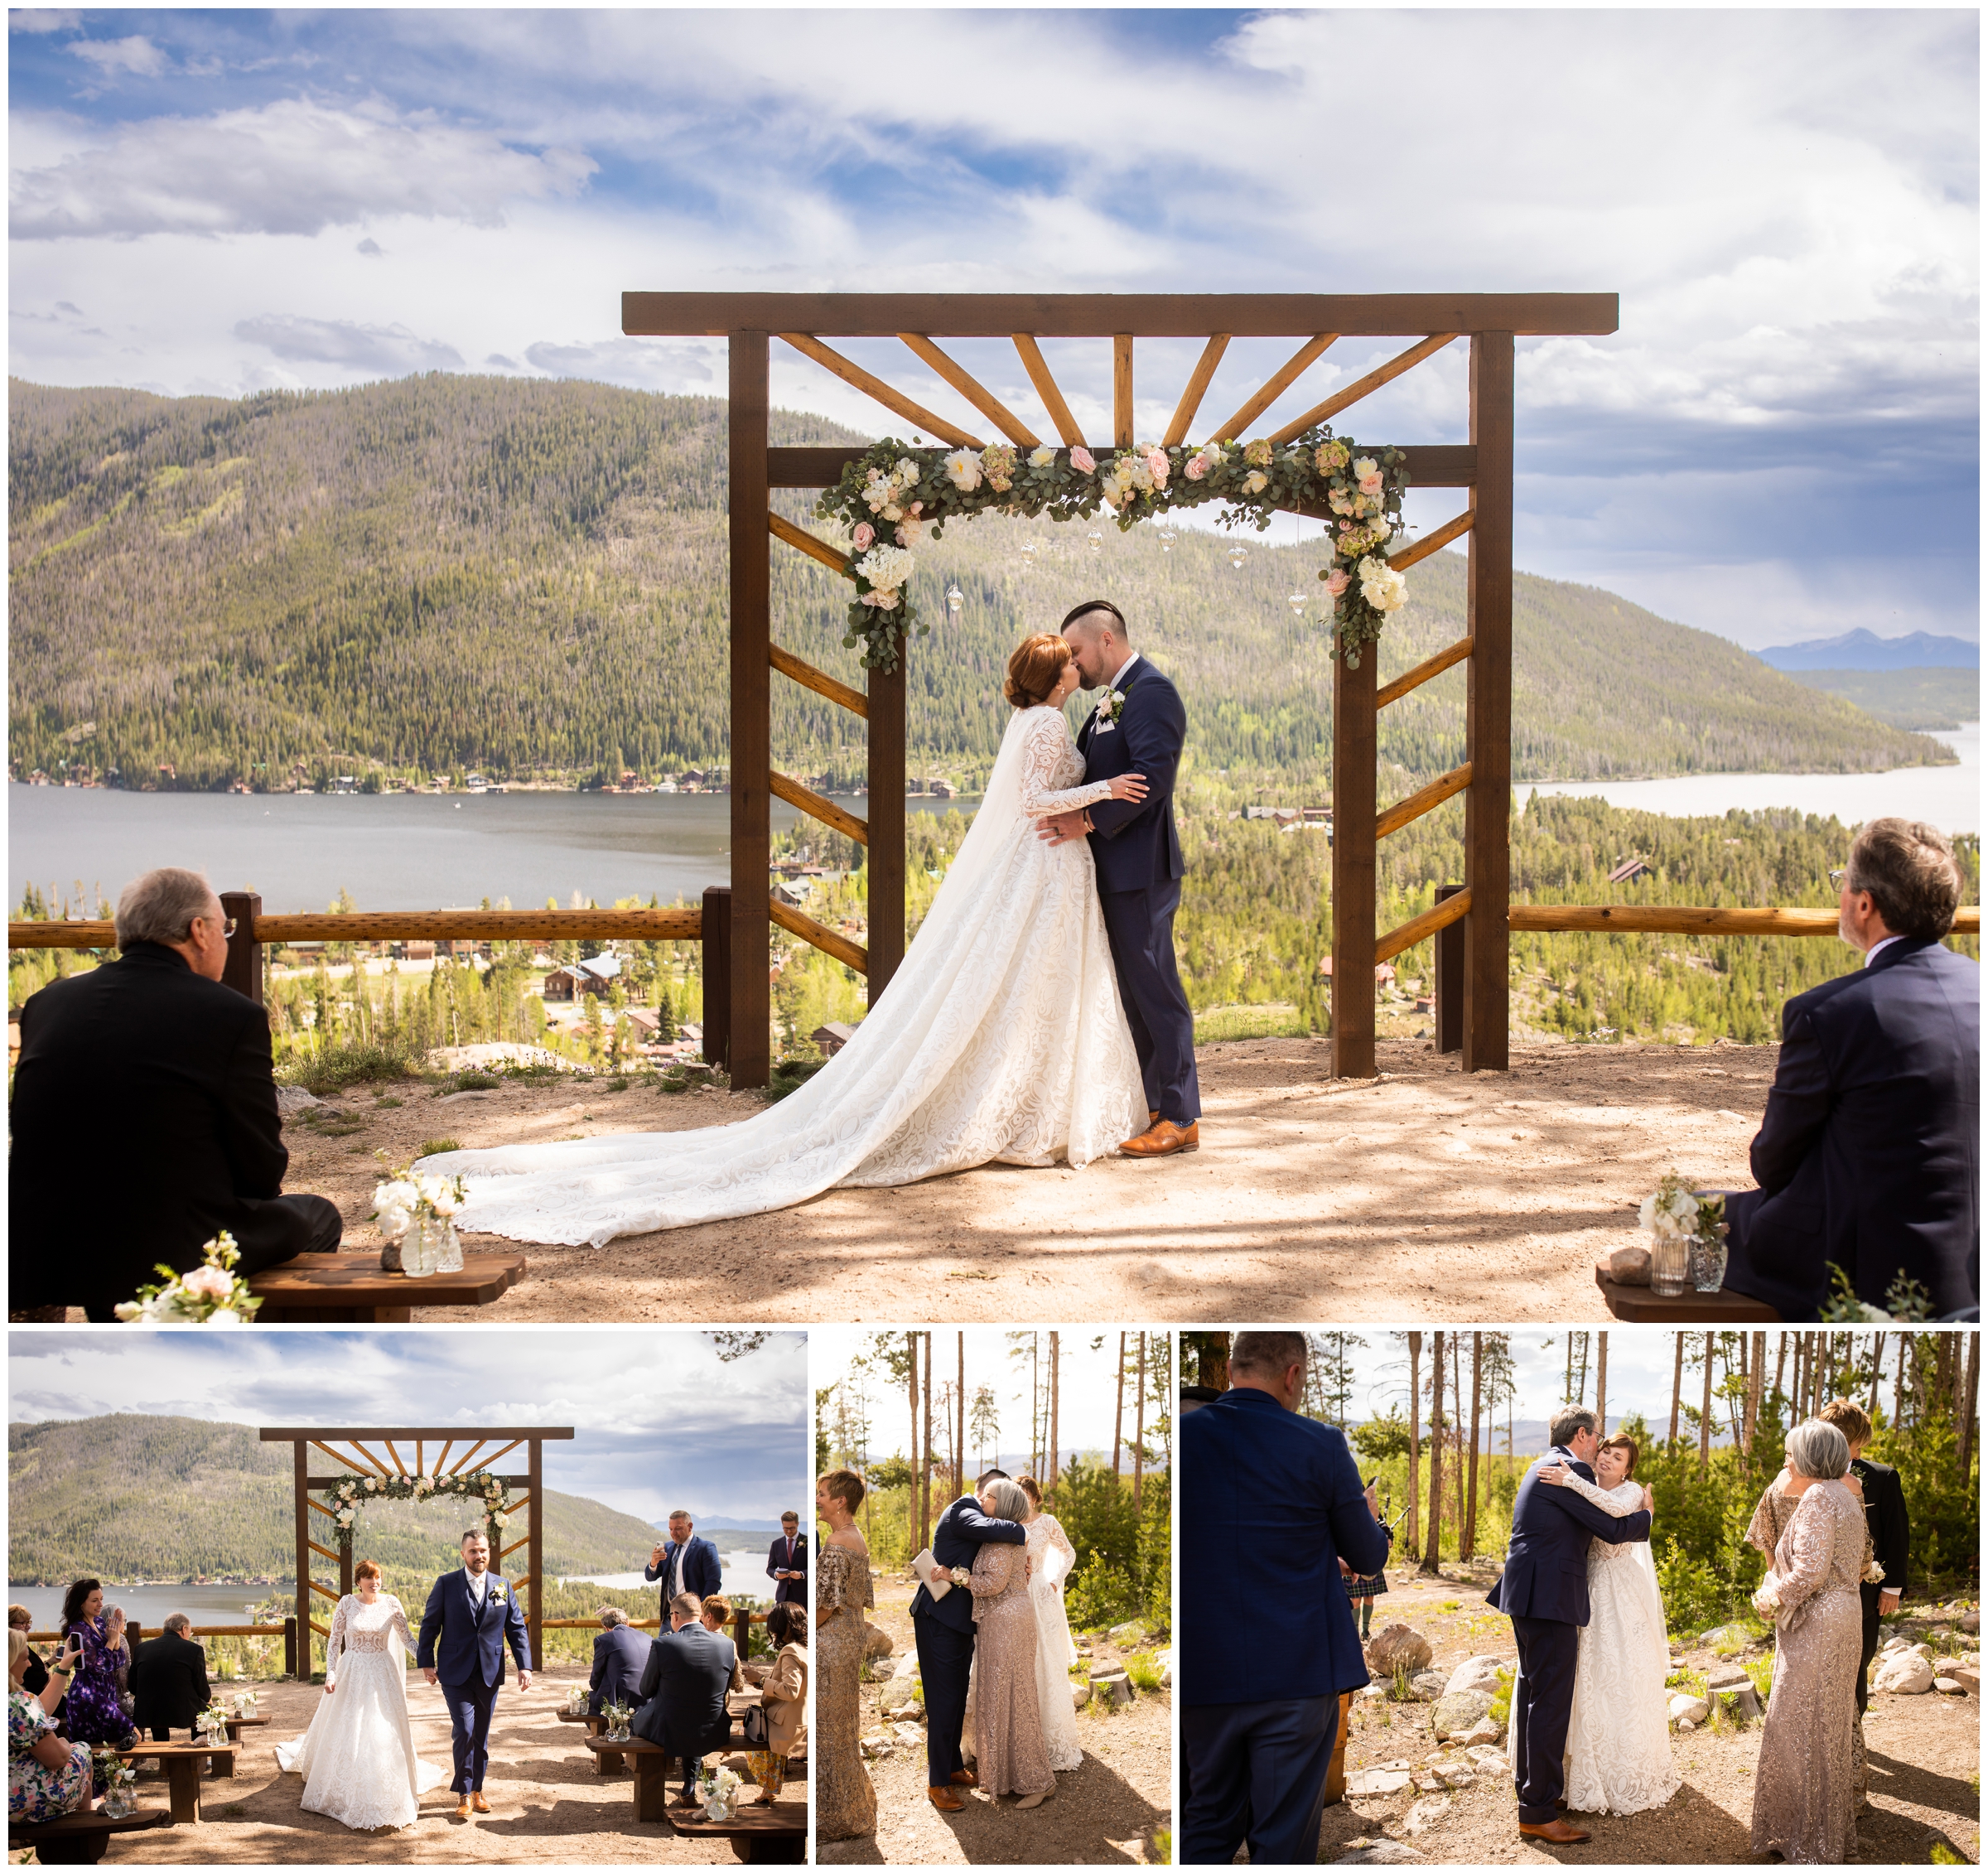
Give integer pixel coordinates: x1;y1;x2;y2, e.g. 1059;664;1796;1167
275;1562;445;1830
1539;1436;1682;1816
429;630;1151;1244
1018;1476;1083;1773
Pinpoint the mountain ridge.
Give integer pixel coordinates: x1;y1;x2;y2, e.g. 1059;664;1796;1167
1759;627;1980;672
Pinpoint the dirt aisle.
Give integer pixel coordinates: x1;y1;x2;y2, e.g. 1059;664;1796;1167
277;1038;1774;1325
818;1575;1170;1866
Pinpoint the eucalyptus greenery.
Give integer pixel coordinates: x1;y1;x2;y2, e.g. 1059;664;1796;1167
326;1467;512;1556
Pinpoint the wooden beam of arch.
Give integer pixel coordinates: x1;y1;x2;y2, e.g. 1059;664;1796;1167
770;898;869;973
1388;509;1474;573
767;511;852;577
443;1441;490;1476
899;335;1040;447
779;333;982;447
471;1439;526;1474
1163;335;1230;447
770;643;867;718
1271;333;1460;443
309;1578;341;1604
1376;635;1474;711
380;1441;408;1478
1209;335;1335;442
311;1440;386;1477
1113;335;1134;446
308;1619;331;1640
771;770;869;847
1376;761;1474;840
306;1538;341;1564
1376;886;1473;965
431;1441;450;1477
501;1538;531;1562
1011;335;1084;445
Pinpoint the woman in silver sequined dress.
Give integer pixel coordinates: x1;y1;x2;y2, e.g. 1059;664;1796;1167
968;1479;1056;1808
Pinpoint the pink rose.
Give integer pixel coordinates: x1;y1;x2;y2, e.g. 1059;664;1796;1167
859;591;883;607
181;1264;234;1301
1185;455;1208;480
1358;472;1384;498
1069;447;1096;474
1146;449;1170;487
1325;568;1350;597
852;523;874;550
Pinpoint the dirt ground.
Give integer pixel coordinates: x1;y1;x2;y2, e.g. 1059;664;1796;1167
258;1036;1774;1325
1311;1571;1980;1866
817;1574;1170;1866
86;1663;801;1865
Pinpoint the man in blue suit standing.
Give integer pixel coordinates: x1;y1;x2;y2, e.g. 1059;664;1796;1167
1486;1407;1654;1844
1722;818;1978;1320
417;1528;532;1821
910;1467;1027;1813
1041;600;1200;1159
765;1512;808;1606
644;1512;722;1625
1180;1331;1390;1866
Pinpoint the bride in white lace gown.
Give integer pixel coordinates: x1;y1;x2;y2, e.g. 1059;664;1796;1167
1541;1443;1682;1817
274;1575;445;1830
1021;1483;1084;1772
427;635;1150;1244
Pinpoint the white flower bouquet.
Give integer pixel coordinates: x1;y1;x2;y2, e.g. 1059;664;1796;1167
1863;1559;1887;1586
697;1762;744;1819
114;1231;262;1324
1638;1172;1727;1293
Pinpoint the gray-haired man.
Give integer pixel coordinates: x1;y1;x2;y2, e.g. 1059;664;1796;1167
10;866;343;1319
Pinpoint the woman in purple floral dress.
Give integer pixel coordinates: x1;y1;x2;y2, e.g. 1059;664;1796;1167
58;1581;137;1753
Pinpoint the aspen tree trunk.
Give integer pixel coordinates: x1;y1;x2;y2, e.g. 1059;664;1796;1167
1670;1335;1684;1446
1451;1334;1464;1540
1960;1335;1980;1477
1774;1331;1788;1410
1699;1332;1714;1480
1867;1333;1886;1417
1049;1330;1060;1496
923;1330;935;1550
1133;1332;1146;1513
1422;1331;1445;1573
1113;1333;1126;1478
1407;1334;1422;1559
1463;1332;1483;1560
907;1332;921;1552
1595;1330;1608;1438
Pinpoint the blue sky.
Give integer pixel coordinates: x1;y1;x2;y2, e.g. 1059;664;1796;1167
8;7;1978;649
7;1328;808;1527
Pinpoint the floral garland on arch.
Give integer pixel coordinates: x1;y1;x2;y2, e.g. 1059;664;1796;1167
814;429;1413;669
325;1467;513;1557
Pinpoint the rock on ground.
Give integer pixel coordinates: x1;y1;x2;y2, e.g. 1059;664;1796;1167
1368;1624;1434;1675
1442;1655;1508;1699
1668;1692;1711;1726
1875;1653;1935;1696
1430;1690;1493;1740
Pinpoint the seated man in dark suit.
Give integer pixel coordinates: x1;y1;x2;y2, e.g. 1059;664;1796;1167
1724;819;1979;1321
10;867;343;1320
630;1591;738;1802
765;1513;807;1606
587;1605;650;1717
1181;1330;1391;1867
129;1613;212;1741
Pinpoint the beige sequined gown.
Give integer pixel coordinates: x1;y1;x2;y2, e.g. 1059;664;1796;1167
815;1541;877;1842
969;1540;1055;1799
1751;1480;1865;1863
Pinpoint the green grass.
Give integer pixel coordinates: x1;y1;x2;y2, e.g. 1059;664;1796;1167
766;1056;826;1103
1122;1650;1166;1693
1489;1666;1514;1731
277;1035;420;1094
1150;1826;1173;1865
1743;1658;1774;1701
1193;1003;1310;1044
417;1137;461;1158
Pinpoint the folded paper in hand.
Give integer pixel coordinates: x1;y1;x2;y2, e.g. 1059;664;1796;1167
912;1548;951;1600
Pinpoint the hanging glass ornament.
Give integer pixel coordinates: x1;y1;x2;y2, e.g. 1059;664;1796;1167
1086;529;1103;555
1287;591;1306;616
945;583;964;615
1159;526;1177;553
1227;543;1248;570
1019;538;1038;569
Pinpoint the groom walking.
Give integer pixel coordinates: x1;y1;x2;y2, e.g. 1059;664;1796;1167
1487;1408;1654;1844
1043;600;1201;1157
418;1529;532;1821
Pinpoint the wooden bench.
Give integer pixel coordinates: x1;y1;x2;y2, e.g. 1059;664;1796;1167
211;1714;269;1772
558;1707;625;1774
118;1741;234;1822
582;1735;677;1822
1595;1267;1780;1323
8;1808;171;1865
247;1249;526;1322
668;1793;808;1863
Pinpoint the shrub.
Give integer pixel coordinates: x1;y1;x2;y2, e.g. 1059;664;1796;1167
417;1137;461;1158
1656;1535;1735;1637
1065;1548;1140;1631
1489;1666;1514;1731
279;1035;419;1094
766;1057;824;1103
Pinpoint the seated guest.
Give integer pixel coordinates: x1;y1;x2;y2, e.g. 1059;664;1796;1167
766;1513;808;1606
1725;818;1979;1320
9;1627;93;1824
698;1596;746;1692
7;1609;48;1699
631;1591;739;1803
129;1614;211;1742
10;867;345;1320
748;1603;808;1805
587;1606;649;1717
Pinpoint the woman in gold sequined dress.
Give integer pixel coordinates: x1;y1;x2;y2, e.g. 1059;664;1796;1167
814;1469;878;1842
967;1477;1056;1809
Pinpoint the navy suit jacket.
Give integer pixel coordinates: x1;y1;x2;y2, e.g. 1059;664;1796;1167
1485;1451;1652;1625
1076;654;1187;895
909;1494;1027;1637
1181;1387;1390;1706
1725;938;1978;1320
766;1533;808;1605
644;1536;723;1619
588;1624;653;1714
417;1570;530;1686
630;1623;736;1757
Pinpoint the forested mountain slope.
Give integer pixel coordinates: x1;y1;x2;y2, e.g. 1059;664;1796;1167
8;375;1947;789
7;1413;659;1583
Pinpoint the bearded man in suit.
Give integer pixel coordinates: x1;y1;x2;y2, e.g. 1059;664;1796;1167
644;1513;722;1625
417;1529;532;1820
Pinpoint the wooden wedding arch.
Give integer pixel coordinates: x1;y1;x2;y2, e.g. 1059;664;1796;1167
620;291;1619;1084
260;1423;572;1679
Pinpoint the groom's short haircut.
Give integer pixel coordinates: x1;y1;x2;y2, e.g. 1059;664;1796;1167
781;1511;799;1525
668;1592;703;1622
461;1528;485;1547
1549;1407;1597;1447
1229;1331;1309;1380
1818;1397;1873;1446
1061;598;1128;640
976;1467;1010;1490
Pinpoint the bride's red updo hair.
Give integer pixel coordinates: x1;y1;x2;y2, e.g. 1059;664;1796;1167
354;1559;383;1585
1005;633;1072;709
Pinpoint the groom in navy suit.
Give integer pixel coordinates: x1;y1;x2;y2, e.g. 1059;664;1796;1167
910;1468;1027;1813
1041;600;1201;1157
1486;1409;1653;1844
417;1529;532;1819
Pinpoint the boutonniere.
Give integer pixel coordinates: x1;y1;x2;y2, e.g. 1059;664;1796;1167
1094;688;1127;731
488;1583;507;1603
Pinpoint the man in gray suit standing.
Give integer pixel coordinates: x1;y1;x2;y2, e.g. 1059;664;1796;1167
630;1591;737;1803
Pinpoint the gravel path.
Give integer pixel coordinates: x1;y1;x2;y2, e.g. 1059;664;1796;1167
1314;1571;1979;1866
817;1575;1170;1866
271;1037;1774;1324
97;1664;796;1864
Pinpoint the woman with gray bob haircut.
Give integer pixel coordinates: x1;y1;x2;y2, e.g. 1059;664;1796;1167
1748;1417;1865;1861
967;1476;1056;1808
982;1479;1031;1523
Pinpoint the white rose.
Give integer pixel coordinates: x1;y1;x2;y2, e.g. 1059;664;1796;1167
1353;456;1378;480
1357;555;1408;612
943;449;982;491
113;1301;142;1321
376;1204;411;1243
207;1307;243;1325
1028;445;1056;469
895;457;919;481
1667;1190;1698;1226
1242;470;1269;495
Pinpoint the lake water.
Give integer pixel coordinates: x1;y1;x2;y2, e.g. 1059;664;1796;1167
1526;725;1979;834
8;1582;293;1631
561;1552;769;1605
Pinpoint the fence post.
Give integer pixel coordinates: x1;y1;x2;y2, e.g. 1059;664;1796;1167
221;891;263;1005
702;886;731;1072
283;1617;297;1677
732;1606;751;1661
1435;882;1464;1055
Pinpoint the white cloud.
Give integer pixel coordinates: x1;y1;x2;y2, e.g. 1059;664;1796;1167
235;313;464;373
65;34;170;79
525;335;714;391
10;12;82;35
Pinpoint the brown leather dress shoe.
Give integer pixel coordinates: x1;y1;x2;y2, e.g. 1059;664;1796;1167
928;1785;965;1813
1519;1817;1590;1843
949;1769;978;1788
1120;1118;1199;1157
454;1798;472;1821
470;1792;491;1814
